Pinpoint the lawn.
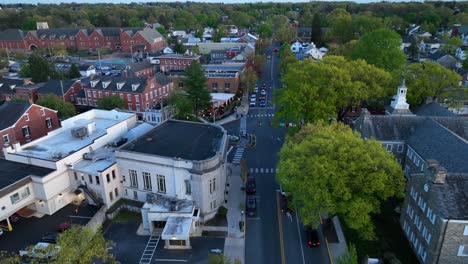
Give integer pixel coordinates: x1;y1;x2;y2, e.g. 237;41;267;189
342;199;419;263
113;210;142;222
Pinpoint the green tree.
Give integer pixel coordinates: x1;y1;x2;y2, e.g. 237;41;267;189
0;251;21;264
276;122;404;240
336;244;358;264
407;39;420;59
257;23;273;39
442;37;463;56
68;63;81;79
34;225;114;264
213;26;225;42
167;90;193;120
240;66;258;93
36;94;76;119
311;13;322;46
97;95;125;110
208;253;241;264
185;61;211;115
0;48;8;69
276;56;391;124
174;40;185;54
19;63;31;78
327;9;353;44
21;17;37;30
275;24;296;44
278;44;298;75
352;29;406;73
352;14;385;38
404;62;462;107
27;53;58;82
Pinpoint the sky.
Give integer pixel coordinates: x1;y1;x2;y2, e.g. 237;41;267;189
1;0;430;4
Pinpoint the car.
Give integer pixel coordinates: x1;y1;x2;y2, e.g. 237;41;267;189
57;222;71;233
259;95;266;100
250;93;257;98
262;83;267;88
306;227;320;247
253;87;258;93
40;233;58;244
267;55;271;59
250;101;256;107
260;90;267;95
246;177;256;194
259;100;266;107
250;97;256;103
246;196;257;217
274;48;279;52
9;213;20;222
0;229;3;236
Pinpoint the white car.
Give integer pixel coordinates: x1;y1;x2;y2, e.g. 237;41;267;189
250;97;256;102
260;90;267;95
250;101;256;107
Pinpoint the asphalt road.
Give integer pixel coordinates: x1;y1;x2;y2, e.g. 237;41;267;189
223;44;329;264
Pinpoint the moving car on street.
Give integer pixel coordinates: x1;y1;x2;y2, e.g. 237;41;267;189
259;100;266;107
246;177;256;194
246;196;257;217
306;227;320;247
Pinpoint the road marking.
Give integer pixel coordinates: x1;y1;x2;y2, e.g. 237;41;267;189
260;168;264;173
154;259;188;262
255;168;258;173
276;191;286;264
247;217;261;220
295;210;306;264
139;235;160;264
232;148;245;164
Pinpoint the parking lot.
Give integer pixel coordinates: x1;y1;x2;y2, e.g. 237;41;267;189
0;204;96;253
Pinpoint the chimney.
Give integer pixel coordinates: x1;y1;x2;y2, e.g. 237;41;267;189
427;160;447;184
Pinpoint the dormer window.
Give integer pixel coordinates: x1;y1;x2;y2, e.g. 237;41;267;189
116;82;125;90
131;84;140;91
9;84;16;90
90;80;99;88
102;80;111;89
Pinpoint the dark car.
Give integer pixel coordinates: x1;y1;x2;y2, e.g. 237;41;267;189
246;177;256;194
259;100;266;107
9;213;20;222
306;227;320;247
274;48;279;52
246;196;257;217
40;233;58;244
57;222;71;233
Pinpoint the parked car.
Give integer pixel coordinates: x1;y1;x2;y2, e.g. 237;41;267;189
246;177;256;194
250;101;256;107
40;233;58;244
259;95;266;100
253;87;258;93
9;213;20;222
246;196;257;217
57;222;71;233
260;90;267;95
262;83;267;88
274;48;279;52
267;55;271;59
250;97;256;103
259;100;266;107
306;227;320;247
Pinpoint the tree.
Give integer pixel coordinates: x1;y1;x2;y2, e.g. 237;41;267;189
213;26;225;42
278;44;298;75
68;63;81;79
0;48;8;69
336;244;358;264
276;56;391;124
327;9;353;44
19;63;31;78
174;40;185;54
36;94;76;119
240;66;258;93
404;62;462;107
311;13;322;46
276;122;404;240
257;23;272;39
274;24;296;44
26;53;58;83
352;29;406;73
407;39;420;59
442;36;463;55
167;90;193;120
32;225;114;264
51;43;67;59
185;61;211;115
97;95;125;110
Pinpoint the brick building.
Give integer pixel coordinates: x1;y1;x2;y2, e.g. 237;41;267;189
0;102;60;153
0;78;32;101
76;74;173;117
0;27;166;52
122;61;155;78
154;53;201;72
36;79;83;105
203;63;244;94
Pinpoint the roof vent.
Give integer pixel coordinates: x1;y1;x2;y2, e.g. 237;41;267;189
71;126;88;138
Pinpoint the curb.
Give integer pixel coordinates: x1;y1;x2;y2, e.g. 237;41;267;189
325;237;334;264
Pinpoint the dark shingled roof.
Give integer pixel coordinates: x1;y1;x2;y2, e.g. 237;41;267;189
431;175;468;219
36;28;81;38
81;76;147;93
0;29;25;41
428;51;449;61
0;159;54;193
121;120;225;161
356;113;426;141
407;119;468;174
37;79;75;96
415;102;456;117
127;61;154;73
0;78;25;95
154;73;172;86
0;101;31;131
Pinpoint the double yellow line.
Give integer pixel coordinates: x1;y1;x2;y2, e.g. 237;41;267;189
276;191;286;264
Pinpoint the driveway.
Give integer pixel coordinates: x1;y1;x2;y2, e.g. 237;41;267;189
0;203;96;253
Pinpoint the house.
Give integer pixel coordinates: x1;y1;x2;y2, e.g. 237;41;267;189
355;83;468;264
427;51;458;70
115;120;228;248
401;35;416;51
227;25;238;35
36;79;82;104
419;38;441;54
0;78;31;101
79;65;96;77
290;39;311;53
455;46;468;61
76;74;173;117
154;53;201;73
122;61;155;78
297;27;312;43
303;45;324;60
0;102;59;155
239;33;258;45
171;30;187;38
451;24;468;44
0;29;26;50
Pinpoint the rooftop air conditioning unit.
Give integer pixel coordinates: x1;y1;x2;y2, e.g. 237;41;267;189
71;126;88;138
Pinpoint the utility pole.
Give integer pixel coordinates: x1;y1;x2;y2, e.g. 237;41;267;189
98;48;102;70
60;78;65;102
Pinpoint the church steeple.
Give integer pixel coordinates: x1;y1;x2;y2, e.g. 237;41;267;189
385;79;413;115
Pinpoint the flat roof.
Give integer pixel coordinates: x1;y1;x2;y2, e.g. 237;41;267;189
13;110;134;161
161;216;193;240
121;120;225;161
0;159;54;191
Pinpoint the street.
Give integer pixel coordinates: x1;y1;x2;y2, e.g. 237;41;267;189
223;44;329;264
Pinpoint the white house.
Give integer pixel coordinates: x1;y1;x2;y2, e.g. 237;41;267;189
115;120;228;249
79;65;96;77
304;46;324;60
456;46;468;60
290;40;311;53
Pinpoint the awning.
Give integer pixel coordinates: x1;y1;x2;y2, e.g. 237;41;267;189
161;216;193;240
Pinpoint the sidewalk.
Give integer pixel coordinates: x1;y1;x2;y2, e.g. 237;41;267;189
327;216;349;263
215;93;250;127
223;164;245;263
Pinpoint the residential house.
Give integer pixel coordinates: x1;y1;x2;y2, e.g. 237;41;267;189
116;120;228;248
0;29;26;50
456;46;468;61
419;38;441;54
426;51;458;70
227;25;238;36
0;78;31;101
401;35;417;51
79;65;96;77
197;42;247;55
154;53;201;73
239;33;258;45
36;79;83;105
171;30;187;38
290;39;310;53
451;24;468;44
297;27;312;43
0;102;59;153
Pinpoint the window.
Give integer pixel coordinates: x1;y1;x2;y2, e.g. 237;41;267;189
185;180;191;195
10;187;30;204
157;175;166;193
24;114;29;121
408;149;413;159
77;98;82;105
457;245;468;256
211;83;218;88
210;200;217;209
135;95;140;102
98;91;102;98
386;144;393;152
125;189;128;196
143;172;152;190
129;170;138;188
88;174;93;184
115;188;119;197
120;93;124;100
93;91;97;98
420;164;425;172
128;103;133;111
109;191;114;202
106;173;110;183
95;176;100;185
22;126;31;137
464;226;468;236
73;172;78;181
127;94;132;101
133;190;138;200
210;178;216;193
136;104;141;112
112;170;116;180
87;91;92;98
415;158;420;167
397;144;404;153
422;226;431;245
10;193;20;204
40;108;45;116
224;82;231;89
45;118;53;128
3;134;9;143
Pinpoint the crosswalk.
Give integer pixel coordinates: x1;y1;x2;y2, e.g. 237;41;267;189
232;148;245;164
248;113;275;118
249;168;278;174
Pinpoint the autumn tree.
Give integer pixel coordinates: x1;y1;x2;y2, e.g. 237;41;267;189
275;56;391;124
352;29;406;73
275;24;296;44
184;61;211;115
97;95;125;110
240;66;258;93
404;61;462;107
276;122;404;240
37;94;76;119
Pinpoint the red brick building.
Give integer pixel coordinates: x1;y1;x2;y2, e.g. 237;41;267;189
36;79;84;105
0;102;60;153
76;74;173;116
203;63;244;94
122;61;155;78
155;53;201;72
0;27;166;52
